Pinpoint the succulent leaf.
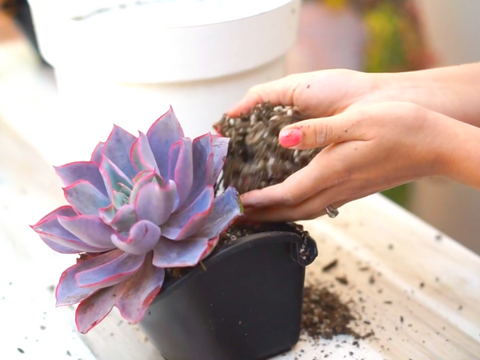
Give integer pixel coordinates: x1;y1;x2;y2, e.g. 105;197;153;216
182;134;214;207
109;204;137;232
99;156;134;200
168;138;193;209
115;253;165;323
129;171;163;205
111;220;161;255
99;203;117;224
56;250;125;306
134;181;176;225
31;206;84;254
161;186;214;240
91;142;104;164
54;161;108;197
37;235;81;254
57;215;116;249
75;285;122;334
196;187;242;239
103;125;138;179
147;106;184;179
31;206;110;253
64;180;111;216
152;237;209;268
112;191;129;209
76;251;145;288
211;136;230;184
200;236;220;260
131;132;159;173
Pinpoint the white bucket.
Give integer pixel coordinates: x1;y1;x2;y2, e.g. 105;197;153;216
27;0;302;164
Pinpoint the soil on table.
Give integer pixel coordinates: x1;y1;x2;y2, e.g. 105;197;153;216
302;285;359;340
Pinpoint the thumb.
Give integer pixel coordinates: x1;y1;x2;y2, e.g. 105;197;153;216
278;113;364;150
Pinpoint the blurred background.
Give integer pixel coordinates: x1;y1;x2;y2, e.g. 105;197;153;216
1;0;480;254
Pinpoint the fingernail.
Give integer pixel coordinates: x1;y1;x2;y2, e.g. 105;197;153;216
279;128;302;148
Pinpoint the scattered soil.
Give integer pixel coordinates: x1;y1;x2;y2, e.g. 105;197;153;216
302;286;360;340
214;103;320;194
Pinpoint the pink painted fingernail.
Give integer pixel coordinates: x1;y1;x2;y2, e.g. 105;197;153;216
279;128;302;148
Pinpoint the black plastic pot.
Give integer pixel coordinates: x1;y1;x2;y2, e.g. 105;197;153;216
140;229;318;360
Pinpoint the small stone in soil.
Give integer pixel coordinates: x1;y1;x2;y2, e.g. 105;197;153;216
322;259;338;272
335;276;349;286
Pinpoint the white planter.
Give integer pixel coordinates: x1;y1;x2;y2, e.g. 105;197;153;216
27;0;301;164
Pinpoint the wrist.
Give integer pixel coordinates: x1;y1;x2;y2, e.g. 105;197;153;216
437;117;480;189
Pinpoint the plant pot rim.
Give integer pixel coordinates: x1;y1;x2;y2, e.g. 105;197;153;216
156;229;317;302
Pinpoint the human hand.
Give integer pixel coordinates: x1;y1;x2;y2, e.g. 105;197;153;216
240;102;466;222
228;69;376;120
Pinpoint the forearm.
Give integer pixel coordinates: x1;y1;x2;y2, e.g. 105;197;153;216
440;118;480;189
372;63;480;127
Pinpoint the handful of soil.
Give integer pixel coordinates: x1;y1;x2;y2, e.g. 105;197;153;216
214;103;320;194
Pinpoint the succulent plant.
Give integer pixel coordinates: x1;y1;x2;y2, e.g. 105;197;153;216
31;107;242;333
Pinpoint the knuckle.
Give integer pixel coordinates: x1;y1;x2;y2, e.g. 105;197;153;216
313;121;328;146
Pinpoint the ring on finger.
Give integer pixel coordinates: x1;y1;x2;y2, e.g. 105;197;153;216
325;205;339;218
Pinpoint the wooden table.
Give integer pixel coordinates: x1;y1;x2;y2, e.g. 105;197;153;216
1;35;479;360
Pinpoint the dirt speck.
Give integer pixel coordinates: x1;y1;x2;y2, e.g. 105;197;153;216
322;259;338;273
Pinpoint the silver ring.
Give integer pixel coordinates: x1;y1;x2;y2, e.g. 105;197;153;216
325;205;339;218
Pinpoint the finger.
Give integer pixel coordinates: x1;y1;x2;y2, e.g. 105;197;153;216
227;74;303;117
278;112;367;150
243;186;350;222
240;152;348;208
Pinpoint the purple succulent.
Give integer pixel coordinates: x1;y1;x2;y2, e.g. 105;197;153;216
31;107;241;333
